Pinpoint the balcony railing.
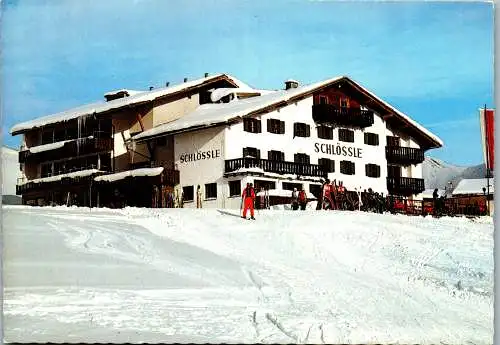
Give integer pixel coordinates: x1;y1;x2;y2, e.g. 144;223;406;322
312;104;374;128
19;136;113;163
387;177;425;196
225;158;326;177
386;146;424;165
100;161;180;186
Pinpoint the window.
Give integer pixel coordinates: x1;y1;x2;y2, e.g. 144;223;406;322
267;119;285;134
293;123;310;137
283;182;303;191
339;129;354;143
340;98;349;108
365;164;381;178
268;150;284;161
387;136;400;147
229;180;241;197
317;126;333;140
199;91;212;105
294;153;310;164
364;132;379;146
205;183;217;199
388;165;401;178
182;186;194;202
41;129;54;145
318;158;335;173
319;96;328;105
254;179;276;191
340;160;355;175
243;118;262;133
243;147;261;159
309;184;322;198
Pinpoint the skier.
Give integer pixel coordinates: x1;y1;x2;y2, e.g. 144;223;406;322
291;188;299;210
241;183;256;220
298;189;307;210
264;186;270;209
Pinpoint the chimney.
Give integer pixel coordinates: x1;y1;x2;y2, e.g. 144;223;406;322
184;77;188;82
204;72;209;78
165;82;170;87
285;79;299;90
149;86;154;91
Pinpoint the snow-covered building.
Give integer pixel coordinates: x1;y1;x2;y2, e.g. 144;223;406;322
10;73;443;208
130;76;442;209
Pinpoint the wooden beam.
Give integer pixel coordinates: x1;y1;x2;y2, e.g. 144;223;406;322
136;111;154;158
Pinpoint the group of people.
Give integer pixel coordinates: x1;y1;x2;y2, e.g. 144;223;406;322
291;188;308;211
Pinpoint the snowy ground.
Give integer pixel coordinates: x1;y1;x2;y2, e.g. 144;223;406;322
2;205;493;343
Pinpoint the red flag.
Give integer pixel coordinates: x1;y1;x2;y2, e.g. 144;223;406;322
479;108;494;171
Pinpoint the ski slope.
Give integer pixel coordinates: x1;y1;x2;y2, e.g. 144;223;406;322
2;206;493;343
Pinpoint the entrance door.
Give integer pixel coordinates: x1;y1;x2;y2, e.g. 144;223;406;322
387;165;401;178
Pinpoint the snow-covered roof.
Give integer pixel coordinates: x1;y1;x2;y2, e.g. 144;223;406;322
19;169;102;186
94;167;164;182
10;74;247;135
210;87;264;103
132;76;443;148
133;76;344;141
452;178;494;196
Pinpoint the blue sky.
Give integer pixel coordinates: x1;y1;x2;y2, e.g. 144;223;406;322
1;0;494;166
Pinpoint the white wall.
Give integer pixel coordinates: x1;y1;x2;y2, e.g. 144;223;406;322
2;146;21;195
174;127;225;208
224;96;391;194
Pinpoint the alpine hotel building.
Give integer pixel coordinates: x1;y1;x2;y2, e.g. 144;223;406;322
10;73;443;208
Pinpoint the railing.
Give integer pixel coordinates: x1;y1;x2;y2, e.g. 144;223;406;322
312;104;374;128
225;157;326;177
386;176;425;195
19;136;113;163
385;146;424;165
102;161;180;186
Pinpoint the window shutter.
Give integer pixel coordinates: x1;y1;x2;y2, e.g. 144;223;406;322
267;119;271;133
293;123;298;136
305;155;310;164
243;147;248;158
257;149;261;159
331;160;335;172
306;125;310;137
294;153;298;163
257;120;262;133
280;121;285;134
281;152;285;161
268;151;272;160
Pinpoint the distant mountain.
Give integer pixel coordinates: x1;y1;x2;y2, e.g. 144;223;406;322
2;146;22;204
423;156;486;192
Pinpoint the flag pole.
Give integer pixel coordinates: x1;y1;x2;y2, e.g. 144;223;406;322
484;104;490;215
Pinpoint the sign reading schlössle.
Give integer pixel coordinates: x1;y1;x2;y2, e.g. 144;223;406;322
179;149;221;163
314;143;362;159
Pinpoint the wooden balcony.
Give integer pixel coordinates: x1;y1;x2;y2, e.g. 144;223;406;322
16;169;102;195
100;161;180;186
386;146;424;165
19;136;113;164
312;104;374;128
387;177;425;196
225;158;326;177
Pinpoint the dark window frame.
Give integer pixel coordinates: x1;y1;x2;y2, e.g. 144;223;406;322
205;182;217;199
387;135;400;147
317;125;333;140
364;132;379;146
228;180;241;197
243;118;262;133
294;153;310;165
243;147;261;159
318;158;335;173
182;186;194;202
339;128;354;143
365;164;381;178
340;160;355;175
293;123;310;137
268;150;285;162
267;118;285;134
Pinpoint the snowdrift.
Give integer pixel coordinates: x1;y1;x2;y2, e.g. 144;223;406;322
2;206;493;343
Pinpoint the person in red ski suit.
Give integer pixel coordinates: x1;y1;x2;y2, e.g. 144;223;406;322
241;183;256;219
